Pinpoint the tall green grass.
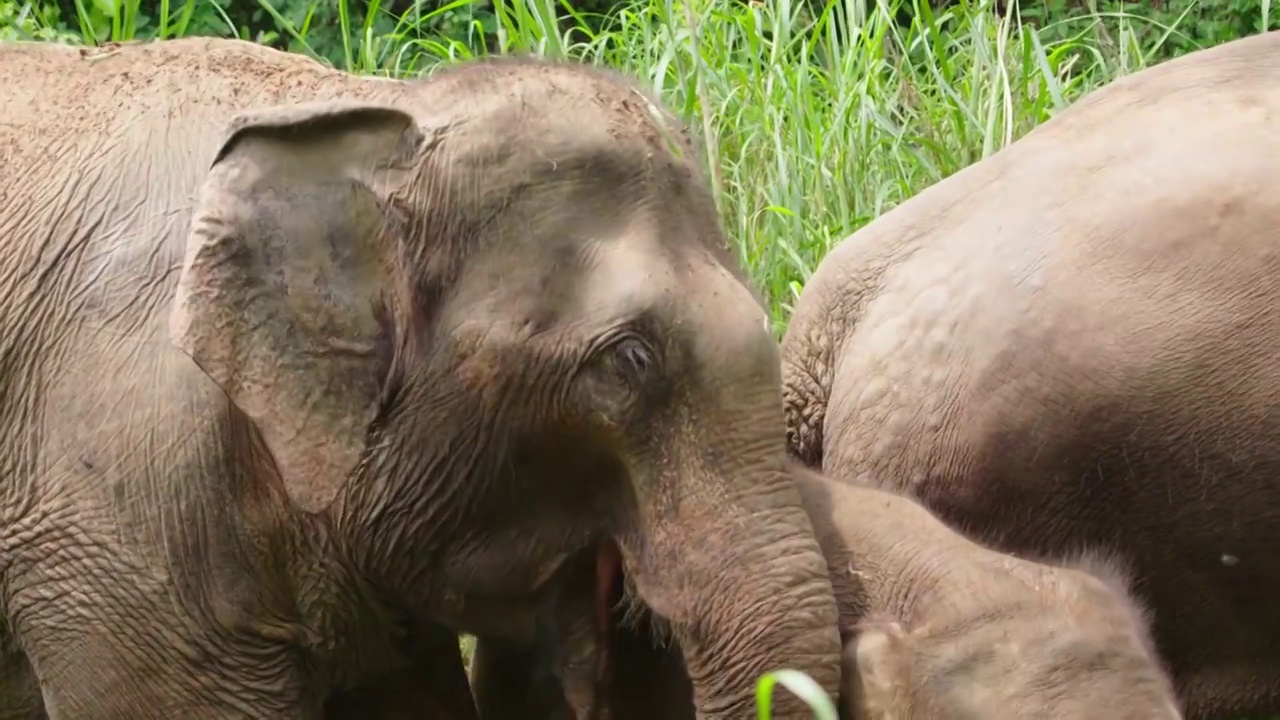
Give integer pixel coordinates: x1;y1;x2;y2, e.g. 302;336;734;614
3;0;1270;716
6;0;1240;328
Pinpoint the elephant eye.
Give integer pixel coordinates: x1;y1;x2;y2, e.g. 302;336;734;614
610;336;654;385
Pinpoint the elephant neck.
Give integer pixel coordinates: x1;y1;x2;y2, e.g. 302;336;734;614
199;415;427;695
286;517;425;689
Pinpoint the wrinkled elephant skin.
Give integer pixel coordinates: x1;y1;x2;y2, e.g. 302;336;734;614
781;30;1280;720
473;464;1181;719
0;38;840;718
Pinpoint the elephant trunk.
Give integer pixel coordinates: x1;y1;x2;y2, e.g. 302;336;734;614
619;465;843;719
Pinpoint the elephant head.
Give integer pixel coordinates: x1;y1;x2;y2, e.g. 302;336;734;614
168;58;840;716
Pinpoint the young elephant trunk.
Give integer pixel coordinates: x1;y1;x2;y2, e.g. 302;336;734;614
620;466;843;719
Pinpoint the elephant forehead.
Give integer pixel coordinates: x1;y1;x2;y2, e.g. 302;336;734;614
582;227;778;380
683;257;779;385
682;252;770;329
579;218;760;311
577;218;679;318
421;58;689;161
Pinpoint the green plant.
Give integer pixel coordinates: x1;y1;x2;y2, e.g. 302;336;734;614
0;0;81;40
1016;0;1276;63
756;669;840;719
2;1;1271;717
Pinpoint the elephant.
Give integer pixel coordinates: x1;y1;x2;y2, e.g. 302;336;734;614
779;28;1280;720
799;467;1180;720
0;37;843;718
472;461;1181;719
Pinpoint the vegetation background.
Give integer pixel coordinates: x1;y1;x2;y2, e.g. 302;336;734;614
4;0;1275;330
1;0;1275;716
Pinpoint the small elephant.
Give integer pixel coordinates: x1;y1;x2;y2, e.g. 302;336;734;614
800;467;1181;720
476;462;1181;719
781;28;1280;720
0;38;842;718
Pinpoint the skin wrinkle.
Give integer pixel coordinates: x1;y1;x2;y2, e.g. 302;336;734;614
524;467;1180;720
336;311;606;633
5;47;419;707
0;134;131;573
780;31;1280;719
1;41;842;719
773;213;936;471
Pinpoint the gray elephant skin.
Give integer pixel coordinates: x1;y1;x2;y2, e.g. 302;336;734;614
781;29;1280;720
475;462;1183;719
0;38;842;718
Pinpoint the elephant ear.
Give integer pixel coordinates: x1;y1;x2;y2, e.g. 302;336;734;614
169;100;424;513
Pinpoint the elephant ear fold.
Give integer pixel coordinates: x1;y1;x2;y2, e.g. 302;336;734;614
169;101;424;513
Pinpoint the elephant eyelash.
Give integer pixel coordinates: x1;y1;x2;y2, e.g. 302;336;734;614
575;318;664;398
610;335;655;383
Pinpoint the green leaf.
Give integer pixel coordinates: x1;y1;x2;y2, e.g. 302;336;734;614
755;669;838;720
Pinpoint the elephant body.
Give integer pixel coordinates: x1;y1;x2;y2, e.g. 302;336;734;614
782;29;1280;719
794;468;1180;719
477;463;1180;719
0;38;841;718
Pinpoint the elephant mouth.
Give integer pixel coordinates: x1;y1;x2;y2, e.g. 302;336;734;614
595;539;623;672
547;538;626;720
580;539;624;720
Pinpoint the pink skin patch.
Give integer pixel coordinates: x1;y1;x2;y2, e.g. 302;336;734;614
594;540;624;708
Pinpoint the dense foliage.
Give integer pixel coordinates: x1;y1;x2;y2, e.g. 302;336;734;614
2;0;1273;327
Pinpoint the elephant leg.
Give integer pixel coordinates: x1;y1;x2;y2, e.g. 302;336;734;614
0;645;47;720
470;543;618;720
606;608;695;720
470;637;571;719
325;622;478;720
473;602;696;720
10;575;318;719
23;632;315;719
467;554;694;720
